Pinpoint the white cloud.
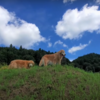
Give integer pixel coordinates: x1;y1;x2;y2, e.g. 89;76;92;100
68;40;91;54
54;40;67;47
63;0;76;3
96;0;100;4
48;42;52;47
63;44;67;47
54;40;63;45
69;59;74;62
0;6;45;48
55;4;100;40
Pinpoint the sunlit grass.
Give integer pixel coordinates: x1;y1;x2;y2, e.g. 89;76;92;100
0;65;100;100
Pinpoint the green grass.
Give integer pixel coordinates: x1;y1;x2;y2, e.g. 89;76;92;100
0;65;100;100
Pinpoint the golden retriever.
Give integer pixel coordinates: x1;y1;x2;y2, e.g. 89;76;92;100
9;59;35;69
39;50;66;66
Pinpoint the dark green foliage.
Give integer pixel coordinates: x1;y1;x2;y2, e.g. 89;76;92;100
61;57;70;65
0;45;70;66
73;53;100;72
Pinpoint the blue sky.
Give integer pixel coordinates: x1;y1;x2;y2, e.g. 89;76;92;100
0;0;100;61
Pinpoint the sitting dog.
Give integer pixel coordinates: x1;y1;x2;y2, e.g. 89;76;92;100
9;59;35;69
39;50;66;66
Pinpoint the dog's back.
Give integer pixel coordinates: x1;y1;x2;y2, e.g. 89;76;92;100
9;60;28;69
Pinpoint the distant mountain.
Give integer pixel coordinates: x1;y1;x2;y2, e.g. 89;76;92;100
72;53;100;72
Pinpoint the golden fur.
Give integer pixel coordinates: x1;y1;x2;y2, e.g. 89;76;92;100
9;60;35;69
39;50;66;66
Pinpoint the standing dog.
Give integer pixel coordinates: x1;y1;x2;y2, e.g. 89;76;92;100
39;50;66;66
9;60;35;69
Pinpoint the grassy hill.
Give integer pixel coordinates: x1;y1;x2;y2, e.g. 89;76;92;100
0;65;100;100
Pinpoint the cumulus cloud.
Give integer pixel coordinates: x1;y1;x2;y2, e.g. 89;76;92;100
54;40;67;47
0;6;45;48
48;42;52;47
68;40;91;54
63;0;76;3
55;4;100;40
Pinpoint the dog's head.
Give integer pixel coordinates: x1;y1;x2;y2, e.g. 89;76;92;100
28;60;35;67
60;50;66;57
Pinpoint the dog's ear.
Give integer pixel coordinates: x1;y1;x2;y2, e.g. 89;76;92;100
60;51;62;54
60;51;66;56
60;51;63;54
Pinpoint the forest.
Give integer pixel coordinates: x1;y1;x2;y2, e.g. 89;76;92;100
72;53;100;72
0;44;100;72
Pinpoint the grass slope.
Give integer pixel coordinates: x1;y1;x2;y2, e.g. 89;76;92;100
0;65;100;100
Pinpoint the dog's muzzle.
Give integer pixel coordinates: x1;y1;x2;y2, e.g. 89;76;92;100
29;63;33;67
61;53;66;56
63;53;66;56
